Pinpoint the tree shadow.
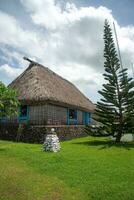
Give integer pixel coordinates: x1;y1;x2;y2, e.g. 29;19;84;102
0;147;7;152
73;139;134;150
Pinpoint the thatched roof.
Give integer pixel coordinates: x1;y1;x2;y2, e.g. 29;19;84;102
9;62;95;112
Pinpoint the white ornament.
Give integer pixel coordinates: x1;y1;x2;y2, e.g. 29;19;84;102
43;132;61;152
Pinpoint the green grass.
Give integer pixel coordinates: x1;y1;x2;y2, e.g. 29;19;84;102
0;137;134;200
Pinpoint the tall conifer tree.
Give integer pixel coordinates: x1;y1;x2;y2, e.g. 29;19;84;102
94;19;134;142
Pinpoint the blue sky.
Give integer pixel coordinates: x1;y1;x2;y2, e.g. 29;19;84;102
77;0;134;26
0;0;134;102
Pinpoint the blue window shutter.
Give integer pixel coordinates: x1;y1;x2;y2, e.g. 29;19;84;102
82;111;85;125
89;113;91;124
86;112;88;125
82;112;91;125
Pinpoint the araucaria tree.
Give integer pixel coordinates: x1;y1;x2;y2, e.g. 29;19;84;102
0;82;19;119
95;19;134;143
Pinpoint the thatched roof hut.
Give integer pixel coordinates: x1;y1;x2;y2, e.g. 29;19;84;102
9;62;94;112
9;60;95;126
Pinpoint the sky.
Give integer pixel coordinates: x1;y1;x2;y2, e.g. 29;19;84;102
0;0;134;103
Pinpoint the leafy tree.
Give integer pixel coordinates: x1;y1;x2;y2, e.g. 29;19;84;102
0;82;19;119
94;19;134;143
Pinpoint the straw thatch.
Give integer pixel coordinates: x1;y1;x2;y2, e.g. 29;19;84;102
9;62;95;112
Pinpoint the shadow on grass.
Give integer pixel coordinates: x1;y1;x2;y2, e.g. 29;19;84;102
0;147;7;152
73;140;134;150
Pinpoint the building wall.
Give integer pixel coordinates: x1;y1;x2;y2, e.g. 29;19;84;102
1;104;91;126
29;104;67;125
29;104;86;125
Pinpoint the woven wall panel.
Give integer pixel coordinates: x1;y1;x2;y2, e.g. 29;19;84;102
46;104;67;125
29;105;47;125
29;104;67;125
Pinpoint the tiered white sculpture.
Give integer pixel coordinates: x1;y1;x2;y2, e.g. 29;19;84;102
43;128;61;152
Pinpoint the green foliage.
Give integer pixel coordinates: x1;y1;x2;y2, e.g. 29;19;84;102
0;137;134;200
94;20;134;142
0;82;19;118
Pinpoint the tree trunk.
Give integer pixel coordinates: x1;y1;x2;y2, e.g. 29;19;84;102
115;108;123;143
115;132;122;143
115;121;123;143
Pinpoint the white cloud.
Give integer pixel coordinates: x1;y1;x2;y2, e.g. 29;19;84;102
0;64;21;77
0;0;134;102
21;0;71;30
0;11;47;60
0;64;22;85
21;0;113;30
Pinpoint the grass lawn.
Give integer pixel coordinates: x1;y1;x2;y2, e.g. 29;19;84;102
0;137;134;200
